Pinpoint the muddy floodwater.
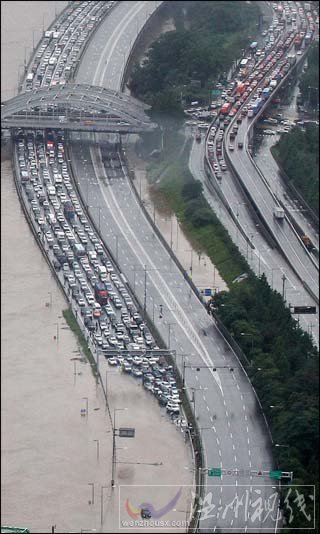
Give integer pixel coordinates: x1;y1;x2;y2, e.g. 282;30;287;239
1;2;193;532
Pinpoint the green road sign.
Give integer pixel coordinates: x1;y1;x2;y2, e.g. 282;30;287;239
208;468;222;477
269;470;282;480
211;89;221;96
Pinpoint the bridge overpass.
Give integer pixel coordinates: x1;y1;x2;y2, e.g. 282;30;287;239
1;83;157;133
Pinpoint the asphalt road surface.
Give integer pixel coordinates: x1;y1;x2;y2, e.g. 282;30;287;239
69;2;279;531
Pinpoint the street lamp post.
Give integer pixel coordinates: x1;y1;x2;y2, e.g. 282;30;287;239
93;439;100;461
185;249;194;277
150;295;155;323
111;408;127;488
88;482;94;505
168;322;176;349
82;397;89;416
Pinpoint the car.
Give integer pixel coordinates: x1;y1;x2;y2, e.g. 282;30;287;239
131;367;143;378
166;402;180;414
108;357;118;366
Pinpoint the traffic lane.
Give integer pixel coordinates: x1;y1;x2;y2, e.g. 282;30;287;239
75;1;135;84
69;140;209;360
235;137;319;277
200;380;275;531
70;157;205;357
97;149;276;532
76;1;156;90
191;129;305;296
229;146;319;295
69;140;274;528
73;159;278;528
255;134;319;250
182;369;265;531
189;129;318;344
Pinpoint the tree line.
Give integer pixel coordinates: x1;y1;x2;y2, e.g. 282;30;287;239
272;123;319;215
129;1;260;112
299;43;319;109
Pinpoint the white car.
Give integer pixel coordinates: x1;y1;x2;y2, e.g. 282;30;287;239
108;358;118;366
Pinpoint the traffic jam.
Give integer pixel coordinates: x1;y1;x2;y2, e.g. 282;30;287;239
15;1;183;419
185;1;317;182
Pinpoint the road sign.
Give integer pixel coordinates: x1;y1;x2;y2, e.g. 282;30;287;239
204;288;212;296
119;427;135;438
269;470;282;480
208;468;221;477
292;306;317;314
212;89;221;96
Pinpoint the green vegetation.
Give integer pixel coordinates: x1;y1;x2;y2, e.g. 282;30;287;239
209;276;319;529
299;43;319;109
62;308;98;378
152;129;248;285
272;124;319;215
129;1;260;112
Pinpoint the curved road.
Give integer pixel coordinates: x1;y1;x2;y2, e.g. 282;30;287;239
69;2;278;531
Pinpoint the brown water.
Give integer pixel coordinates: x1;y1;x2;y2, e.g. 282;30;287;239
1;3;193;532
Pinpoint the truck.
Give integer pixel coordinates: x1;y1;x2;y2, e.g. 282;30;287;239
236;82;245;96
94;282;109;305
63;200;75;221
294;35;302;49
220;102;232;115
274;206;285;220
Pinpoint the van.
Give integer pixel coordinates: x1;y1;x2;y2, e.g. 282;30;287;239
97;265;107;276
88;250;97;261
47;185;56;197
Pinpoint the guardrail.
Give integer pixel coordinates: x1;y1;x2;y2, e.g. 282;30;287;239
223;43;319;304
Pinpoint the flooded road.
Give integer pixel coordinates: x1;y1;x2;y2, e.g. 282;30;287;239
1;2;193;532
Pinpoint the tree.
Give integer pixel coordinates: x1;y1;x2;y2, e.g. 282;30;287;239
181;180;203;200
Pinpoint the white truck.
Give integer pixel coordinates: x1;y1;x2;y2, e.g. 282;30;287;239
274;206;285;220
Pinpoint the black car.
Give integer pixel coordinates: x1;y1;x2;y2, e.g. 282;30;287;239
84;317;95;331
81;306;91;317
53;259;61;271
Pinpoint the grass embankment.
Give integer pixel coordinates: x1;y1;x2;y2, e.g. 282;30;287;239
62;308;98;378
148;128;248;286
